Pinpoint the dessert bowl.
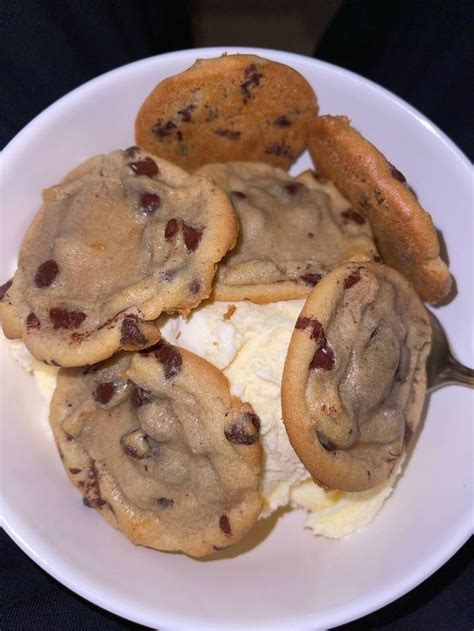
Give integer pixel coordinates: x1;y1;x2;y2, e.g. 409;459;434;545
0;47;472;630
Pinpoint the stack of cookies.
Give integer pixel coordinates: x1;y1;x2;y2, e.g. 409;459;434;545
0;54;451;556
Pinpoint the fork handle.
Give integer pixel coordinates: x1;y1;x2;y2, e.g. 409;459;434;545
441;353;474;388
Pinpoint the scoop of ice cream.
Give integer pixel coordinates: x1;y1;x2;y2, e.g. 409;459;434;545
6;337;59;402
290;472;397;538
159;300;309;516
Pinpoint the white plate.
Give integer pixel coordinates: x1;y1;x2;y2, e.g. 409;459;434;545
0;47;472;630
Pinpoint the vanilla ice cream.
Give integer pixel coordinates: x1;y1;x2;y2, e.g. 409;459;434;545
4;299;399;538
7;337;59;402
160;300;309;516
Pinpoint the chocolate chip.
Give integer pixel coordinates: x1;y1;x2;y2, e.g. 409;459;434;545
83;461;106;508
0;278;12;300
154;343;182;379
230;190;247;200
284;182;305;195
121;442;140;459
265;141;294;159
140;343;160;356
26;312;41;330
83;496;106;508
307;232;314;238
176;130;184;142
213;128;241;140
344;268;362;289
374;255;383;263
310;345;335;370
274;115;291;127
295;316;323;341
219;514;232;535
152;119;177;139
69;468;82;474
341;209;366;225
93;381;116;405
316;430;336;452
300;273;322;287
85;495;106;508
156;497;174;509
49;307;87;330
70;330;91;343
129;157;158;178
164;218;179;240
241;64;263;100
124;146;140;159
131;385;153;408
182;223;203;252
162;268;177;282
34;260;59;288
121;316;147;346
225;412;260;445
120;429;151;459
177;103;196;122
189;279;201;294
139;192;160;214
388;161;406;183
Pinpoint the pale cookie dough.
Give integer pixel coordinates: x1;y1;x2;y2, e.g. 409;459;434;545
282;262;431;492
50;344;262;557
196;162;378;303
0;147;238;367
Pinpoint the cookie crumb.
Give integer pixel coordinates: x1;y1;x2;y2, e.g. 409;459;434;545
223;304;237;321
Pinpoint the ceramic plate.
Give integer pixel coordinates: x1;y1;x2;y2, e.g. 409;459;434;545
1;47;472;630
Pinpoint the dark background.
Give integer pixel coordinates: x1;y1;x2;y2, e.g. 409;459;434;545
1;1;473;629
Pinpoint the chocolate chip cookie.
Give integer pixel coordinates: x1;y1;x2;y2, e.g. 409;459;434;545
135;54;318;171
282;262;431;492
196;162;378;303
50;344;262;557
308;115;452;304
0;148;238;366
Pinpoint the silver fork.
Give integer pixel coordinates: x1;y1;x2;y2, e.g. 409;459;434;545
426;309;474;392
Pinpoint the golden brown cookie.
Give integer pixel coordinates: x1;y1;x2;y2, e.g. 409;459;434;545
135;54;318;171
0;147;238;367
307;115;452;304
196;162;378;303
50;343;262;557
281;262;431;492
0;279;22;338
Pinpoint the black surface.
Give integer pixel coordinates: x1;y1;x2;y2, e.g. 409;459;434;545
1;530;472;629
1;1;473;629
315;0;474;160
0;0;193;149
